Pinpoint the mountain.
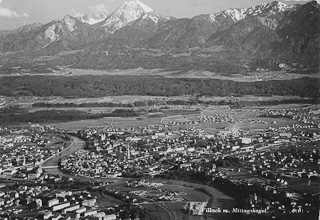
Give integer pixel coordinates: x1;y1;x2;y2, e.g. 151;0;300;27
199;0;319;65
96;0;165;34
81;0;171;52
140;1;297;51
0;30;15;38
17;22;43;33
206;15;275;51
0;0;319;73
271;0;320;66
0;23;42;38
0;15;98;52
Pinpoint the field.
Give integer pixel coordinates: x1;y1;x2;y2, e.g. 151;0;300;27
151;179;234;205
104;181;208;202
39;102;319;132
90;190;125;207
5;95;312;107
2;94;318;135
67;68;166;76
99;179;234;220
141;203;173;220
17;67;319;82
39;95;190;104
161;70;320;82
282;176;320;194
200;95;310;102
48;117;162;130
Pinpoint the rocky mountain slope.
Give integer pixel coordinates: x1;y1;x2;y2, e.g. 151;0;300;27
0;0;318;73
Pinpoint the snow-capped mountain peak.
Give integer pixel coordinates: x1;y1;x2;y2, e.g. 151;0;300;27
126;0;153;13
209;1;294;23
247;1;293;15
210;8;247;22
113;0;154;16
98;0;157;33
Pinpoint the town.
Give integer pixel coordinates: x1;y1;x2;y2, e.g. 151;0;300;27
0;104;319;220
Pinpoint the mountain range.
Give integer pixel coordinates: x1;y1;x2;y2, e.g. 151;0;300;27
0;0;319;73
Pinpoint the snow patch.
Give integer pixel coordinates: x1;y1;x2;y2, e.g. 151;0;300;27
149;14;159;23
141;13;160;23
44;24;62;42
63;16;76;31
209;1;293;23
101;0;156;33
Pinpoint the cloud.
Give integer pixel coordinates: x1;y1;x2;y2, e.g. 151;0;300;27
0;0;29;18
72;9;84;17
73;4;109;18
89;4;109;14
0;7;29;18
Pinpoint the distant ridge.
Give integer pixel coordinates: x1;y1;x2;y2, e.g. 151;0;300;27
0;0;318;73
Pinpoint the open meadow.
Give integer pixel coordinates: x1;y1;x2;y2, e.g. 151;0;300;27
50;68;320;82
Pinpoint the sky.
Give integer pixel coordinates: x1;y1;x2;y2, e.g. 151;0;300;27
0;0;313;30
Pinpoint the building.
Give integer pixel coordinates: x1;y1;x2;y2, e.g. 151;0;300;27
75;207;87;214
240;138;252;145
242;146;254;152
105;214;117;220
84;210;98;217
56;191;72;198
51;202;71;212
51;213;62;220
0;198;5;206
39;210;52;220
62;204;80;214
28;173;38;180
87;212;106;220
82;198;96;207
48;198;59;207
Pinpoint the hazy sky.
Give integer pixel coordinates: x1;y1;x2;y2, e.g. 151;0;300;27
0;0;312;30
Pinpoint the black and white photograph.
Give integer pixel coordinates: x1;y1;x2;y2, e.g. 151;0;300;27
0;0;319;219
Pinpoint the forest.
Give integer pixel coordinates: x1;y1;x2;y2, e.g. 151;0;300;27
0;107;140;125
32;98;319;109
0;75;319;98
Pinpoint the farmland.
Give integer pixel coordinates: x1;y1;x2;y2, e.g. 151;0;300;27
2;93;318;135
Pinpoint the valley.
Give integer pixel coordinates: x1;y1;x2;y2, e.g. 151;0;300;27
2;66;319;82
0;0;319;220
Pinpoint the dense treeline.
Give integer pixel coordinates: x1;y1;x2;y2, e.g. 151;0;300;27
66;52;246;74
0;75;319;98
32;98;319;109
0;107;140;125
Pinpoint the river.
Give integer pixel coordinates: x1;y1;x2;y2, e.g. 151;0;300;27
42;135;234;219
43;135;121;183
42;135;86;178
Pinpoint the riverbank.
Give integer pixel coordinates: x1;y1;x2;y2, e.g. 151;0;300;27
41;140;73;166
42;135;86;170
42;134;235;219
